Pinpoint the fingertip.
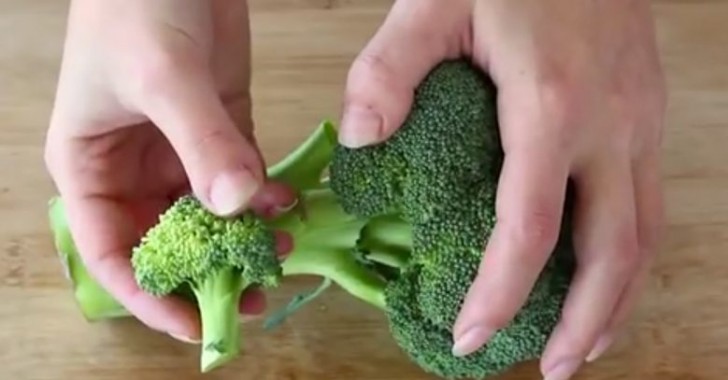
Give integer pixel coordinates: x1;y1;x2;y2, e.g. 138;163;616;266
274;230;293;258
239;287;267;316
161;296;203;344
585;333;614;362
248;181;298;218
451;325;495;357
125;290;202;343
338;104;384;148
208;168;262;217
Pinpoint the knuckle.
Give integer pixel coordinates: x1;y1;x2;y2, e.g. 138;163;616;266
131;48;194;99
188;127;231;158
526;80;584;151
347;53;394;93
610;231;642;277
504;208;561;255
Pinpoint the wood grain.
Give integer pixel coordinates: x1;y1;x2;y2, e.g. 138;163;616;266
1;1;727;379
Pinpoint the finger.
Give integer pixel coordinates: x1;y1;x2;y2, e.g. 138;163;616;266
247;181;298;219
138;56;265;217
274;230;294;260
239;287;267;318
585;151;664;362
63;194;202;341
338;0;471;147
540;157;640;380
451;143;570;356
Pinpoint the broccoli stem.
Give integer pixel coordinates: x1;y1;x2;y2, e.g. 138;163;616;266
357;214;413;270
266;119;338;191
261;120;396;310
48;197;130;320
194;267;247;373
268;188;390;310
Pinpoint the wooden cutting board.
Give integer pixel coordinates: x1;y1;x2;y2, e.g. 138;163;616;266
1;1;727;379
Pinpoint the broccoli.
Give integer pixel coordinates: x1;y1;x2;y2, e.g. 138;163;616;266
47;120;392;373
48;59;576;379
130;194;280;371
325;60;576;378
49;198;130;320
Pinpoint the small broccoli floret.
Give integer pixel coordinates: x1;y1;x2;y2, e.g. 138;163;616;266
131;195;280;372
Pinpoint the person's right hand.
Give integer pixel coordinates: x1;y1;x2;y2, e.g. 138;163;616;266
338;1;666;379
44;0;295;343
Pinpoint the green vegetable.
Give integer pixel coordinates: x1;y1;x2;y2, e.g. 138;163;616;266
48;120;388;373
49;198;129;320
48;59;576;379
130;194;280;372
329;60;576;378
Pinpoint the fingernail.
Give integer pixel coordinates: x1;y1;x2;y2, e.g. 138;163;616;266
275;197;299;214
169;332;201;344
586;333;614;362
339;105;382;148
544;358;581;380
451;326;494;357
210;169;260;216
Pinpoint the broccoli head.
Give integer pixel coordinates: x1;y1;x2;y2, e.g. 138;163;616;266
329;59;576;379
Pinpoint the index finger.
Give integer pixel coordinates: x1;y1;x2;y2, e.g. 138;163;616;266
452;142;570;356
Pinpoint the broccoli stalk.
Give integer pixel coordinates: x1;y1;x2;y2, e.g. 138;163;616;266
48;197;129;320
195;267;251;370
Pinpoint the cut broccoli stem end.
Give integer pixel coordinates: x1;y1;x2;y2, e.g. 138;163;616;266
48;196;130;320
194;267;249;373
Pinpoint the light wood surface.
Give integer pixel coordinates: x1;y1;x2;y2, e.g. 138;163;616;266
2;1;728;379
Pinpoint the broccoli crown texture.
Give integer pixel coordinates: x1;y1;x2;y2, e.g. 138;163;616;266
131;195;281;296
329;60;501;223
329;59;576;379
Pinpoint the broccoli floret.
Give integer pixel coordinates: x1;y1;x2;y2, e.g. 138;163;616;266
329;59;577;379
130;194;280;372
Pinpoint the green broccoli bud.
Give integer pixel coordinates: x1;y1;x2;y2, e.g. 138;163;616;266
130;194;280;372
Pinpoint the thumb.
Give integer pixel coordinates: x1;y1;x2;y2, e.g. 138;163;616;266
339;0;472;148
141;64;264;216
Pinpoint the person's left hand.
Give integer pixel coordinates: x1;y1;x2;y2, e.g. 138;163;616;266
336;1;667;379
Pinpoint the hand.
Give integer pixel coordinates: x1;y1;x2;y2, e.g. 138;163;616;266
338;0;666;378
44;0;295;342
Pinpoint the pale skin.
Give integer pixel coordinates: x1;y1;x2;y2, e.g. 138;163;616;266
45;1;667;379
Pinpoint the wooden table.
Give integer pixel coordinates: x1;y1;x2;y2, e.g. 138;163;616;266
2;1;727;379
